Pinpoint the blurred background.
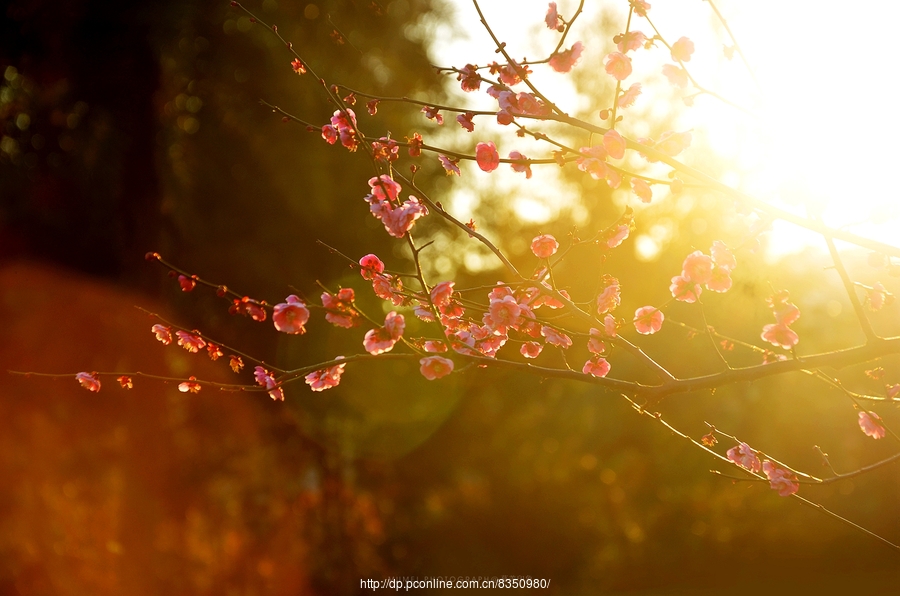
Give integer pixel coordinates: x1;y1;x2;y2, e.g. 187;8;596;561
1;0;899;594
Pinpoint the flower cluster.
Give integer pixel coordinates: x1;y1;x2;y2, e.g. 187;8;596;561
726;442;799;497
363;174;428;238
669;241;736;303
761;290;801;350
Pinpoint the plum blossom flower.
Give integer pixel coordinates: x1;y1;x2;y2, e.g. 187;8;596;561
290;58;306;74
359;254;385;280
531;234;559;259
541;325;572;349
421;105;443;125
726;442;761;473
671;36;695;62
330;108;359;151
762;461;799;497
457;112;475;132
604;52;632;81
617;83;642;108
632;0;651;17
761;323;799;350
602;130;626;160
423;340;447;353
634;306;664;335
178;376;202;394
549;42;584;73
321;125;338;144
670;275;702;303
711;240;736;271
583;357;611;378
272;295;310;335
858;411;886;439
587;329;606;355
420;356;454;380
631;178;652;203
207;343;223;361
322;288;358;328
682;251;714;285
372;137;399;163
483;295;522;334
407;132;423;156
521;342;543;358
176;330;206;353
596;276;621;315
545;2;562;31
363;312;405;355
508;151;532;178
76;372;101;392
576;145;608;180
152;324;173;345
603;314;618;337
457;64;481;92
866;282;891;311
616;30;647;53
662;64;689;88
305;358;346;392
439;155;461;176
178;275;196;292
475;141;500;172
117;375;133;389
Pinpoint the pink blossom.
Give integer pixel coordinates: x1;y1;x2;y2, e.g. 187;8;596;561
583;357;611;378
457;112;475;132
457;64;481;92
508;151;532;178
431;281;455;310
514;92;549;117
549;42;584;73
531;234;559;259
662;64;689;88
178;377;202;394
439;154;461;176
633;0;651;17
497;60;530;86
330;108;359;151
420;356;454;380
321;125;338;144
367;174;401;202
178;275;196;292
305;359;346;392
587;329;606;355
604;314;618;337
484;295;522;333
617;83;642;108
761;323;799;349
596;276;621;314
372;273;404;306
634;306;664;335
322;288;358;328
655;131;692;157
423;340;447;353
602;130;626;160
372;137;399;163
710;240;736;271
726;442;761;473
858;411;886;439
408;132;423;156
380;198;428;238
604;52;632;81
520;342;543;358
631;178;652;203
671;36;695;62
359;254;385;280
75;372;101;392
291;58;306;74
475;141;500;172
762;461;799;497
670;275;702;303
541;325;572;349
605;224;630;248
421;105;443;125
545;2;562;31
273;295;310;335
706;266;733;293
616;30;647;53
682;250;714;285
363;312;405;355
152;324;173;345
176;330;206;353
867;282;891;311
